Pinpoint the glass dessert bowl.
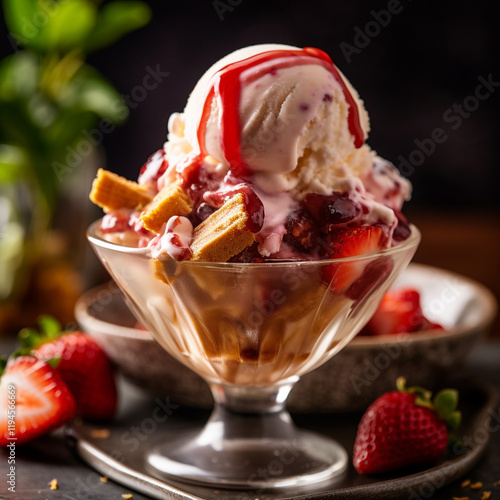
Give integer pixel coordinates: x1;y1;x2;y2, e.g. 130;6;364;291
88;220;420;490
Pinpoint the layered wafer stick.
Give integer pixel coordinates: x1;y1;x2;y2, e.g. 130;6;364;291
89;169;153;212
190;194;256;262
141;182;193;233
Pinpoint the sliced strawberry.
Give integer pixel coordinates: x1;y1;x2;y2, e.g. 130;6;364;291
345;256;394;301
365;288;425;335
323;226;388;293
424;320;445;331
21;317;117;421
361;288;445;336
0;356;76;446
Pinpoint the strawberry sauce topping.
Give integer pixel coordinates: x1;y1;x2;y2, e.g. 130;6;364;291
148;215;193;261
162;216;193;261
101;209;154;247
303;192;361;229
138;149;168;186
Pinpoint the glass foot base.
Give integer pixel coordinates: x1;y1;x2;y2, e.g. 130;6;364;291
146;428;347;490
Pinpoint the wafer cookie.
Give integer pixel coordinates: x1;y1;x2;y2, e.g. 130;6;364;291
89;169;153;212
190;194;255;262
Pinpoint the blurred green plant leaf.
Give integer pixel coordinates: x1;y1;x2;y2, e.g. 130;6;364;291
27;93;57;128
0;101;58;206
0;101;45;152
44;108;98;159
58;66;128;123
2;0;43;51
0;0;151;215
39;0;96;52
85;1;152;53
0;52;39;99
0;144;29;183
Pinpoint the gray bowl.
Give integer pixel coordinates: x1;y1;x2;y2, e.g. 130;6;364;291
75;263;497;412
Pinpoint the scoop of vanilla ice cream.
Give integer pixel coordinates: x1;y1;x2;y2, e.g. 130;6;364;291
180;44;372;194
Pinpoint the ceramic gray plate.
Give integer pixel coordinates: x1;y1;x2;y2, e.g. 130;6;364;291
75;263;497;412
67;381;497;500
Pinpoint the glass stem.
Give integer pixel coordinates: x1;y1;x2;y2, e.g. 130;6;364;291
203;377;300;442
146;376;348;488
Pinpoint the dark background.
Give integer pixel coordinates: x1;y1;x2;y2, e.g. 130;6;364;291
95;0;500;210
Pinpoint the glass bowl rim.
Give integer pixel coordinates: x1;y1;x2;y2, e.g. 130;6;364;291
87;219;420;268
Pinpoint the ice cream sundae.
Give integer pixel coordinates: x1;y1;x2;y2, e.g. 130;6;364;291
87;44;420;487
89;44;412;264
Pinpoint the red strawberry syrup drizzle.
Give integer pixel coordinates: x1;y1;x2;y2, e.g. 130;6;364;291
139;149;168;184
179;155;264;233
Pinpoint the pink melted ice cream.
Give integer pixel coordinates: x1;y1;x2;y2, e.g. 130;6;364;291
103;44;412;261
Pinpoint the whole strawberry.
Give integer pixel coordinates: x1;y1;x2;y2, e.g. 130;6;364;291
0;356;76;446
353;377;461;475
19;316;117;421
